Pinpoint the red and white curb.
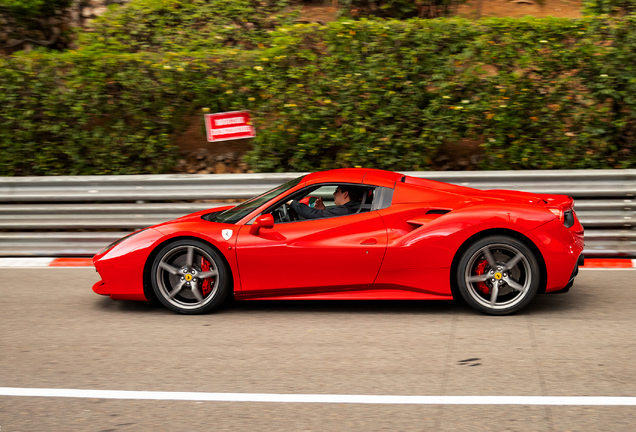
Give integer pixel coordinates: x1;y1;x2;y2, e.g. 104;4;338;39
581;258;636;268
0;257;635;268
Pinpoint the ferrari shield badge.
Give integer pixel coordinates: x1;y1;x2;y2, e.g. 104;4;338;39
222;229;233;240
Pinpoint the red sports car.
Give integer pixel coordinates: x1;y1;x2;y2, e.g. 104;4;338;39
92;168;584;315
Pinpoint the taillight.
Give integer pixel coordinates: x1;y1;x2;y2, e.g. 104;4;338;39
549;208;575;228
548;208;564;222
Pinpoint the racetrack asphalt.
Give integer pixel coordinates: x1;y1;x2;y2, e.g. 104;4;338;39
0;268;635;431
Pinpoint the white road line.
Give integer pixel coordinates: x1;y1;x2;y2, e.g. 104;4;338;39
1;388;635;406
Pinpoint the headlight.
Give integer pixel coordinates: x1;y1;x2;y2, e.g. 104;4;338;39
97;229;149;255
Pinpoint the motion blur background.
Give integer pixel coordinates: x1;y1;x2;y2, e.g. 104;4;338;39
1;2;636;431
2;0;636;178
2;0;635;256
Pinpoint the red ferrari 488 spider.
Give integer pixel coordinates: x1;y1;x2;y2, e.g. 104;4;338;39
92;168;584;315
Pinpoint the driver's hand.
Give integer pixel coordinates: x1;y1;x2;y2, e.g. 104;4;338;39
286;200;293;206
314;197;325;210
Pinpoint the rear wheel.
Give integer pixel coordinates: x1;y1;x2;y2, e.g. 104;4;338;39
457;235;539;315
151;239;229;314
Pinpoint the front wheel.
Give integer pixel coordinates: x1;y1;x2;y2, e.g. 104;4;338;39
457;235;540;315
151;239;230;314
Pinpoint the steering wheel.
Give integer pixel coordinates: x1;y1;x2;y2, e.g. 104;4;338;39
280;202;291;222
287;202;298;221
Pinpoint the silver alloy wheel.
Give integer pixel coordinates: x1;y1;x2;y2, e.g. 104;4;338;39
155;245;220;311
463;243;532;311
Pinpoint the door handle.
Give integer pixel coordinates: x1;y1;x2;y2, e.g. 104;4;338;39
360;238;378;245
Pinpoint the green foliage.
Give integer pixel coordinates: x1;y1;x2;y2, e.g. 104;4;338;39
3;16;636;175
242;17;636;171
78;0;300;53
339;0;466;19
0;50;259;175
0;0;73;17
583;0;636;15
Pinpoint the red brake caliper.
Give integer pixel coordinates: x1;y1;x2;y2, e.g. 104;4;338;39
200;257;212;296
474;259;490;295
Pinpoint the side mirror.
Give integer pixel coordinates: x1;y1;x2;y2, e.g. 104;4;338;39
249;214;274;236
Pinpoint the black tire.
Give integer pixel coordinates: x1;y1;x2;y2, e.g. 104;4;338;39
151;239;230;314
456;235;540;315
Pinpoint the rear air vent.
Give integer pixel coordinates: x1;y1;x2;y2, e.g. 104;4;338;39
564;210;574;228
426;209;451;215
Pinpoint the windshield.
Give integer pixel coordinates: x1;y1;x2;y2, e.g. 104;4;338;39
213;176;305;224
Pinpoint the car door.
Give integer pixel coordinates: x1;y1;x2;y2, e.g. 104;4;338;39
235;211;388;297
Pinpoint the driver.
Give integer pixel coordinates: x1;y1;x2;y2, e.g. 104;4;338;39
287;186;362;220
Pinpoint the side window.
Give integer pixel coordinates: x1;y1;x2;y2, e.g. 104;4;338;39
266;184;377;224
298;185;338;209
371;187;394;211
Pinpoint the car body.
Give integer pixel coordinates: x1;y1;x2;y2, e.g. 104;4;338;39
92;168;584;315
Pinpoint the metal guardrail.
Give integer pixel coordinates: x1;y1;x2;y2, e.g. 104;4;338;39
0;170;634;257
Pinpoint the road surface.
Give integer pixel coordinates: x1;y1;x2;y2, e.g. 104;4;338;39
1;268;635;431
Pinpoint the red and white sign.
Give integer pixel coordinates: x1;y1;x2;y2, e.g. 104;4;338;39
204;111;256;142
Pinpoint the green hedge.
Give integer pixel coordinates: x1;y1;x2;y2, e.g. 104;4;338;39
78;0;299;53
243;17;636;171
3;16;636;175
0;50;258;175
